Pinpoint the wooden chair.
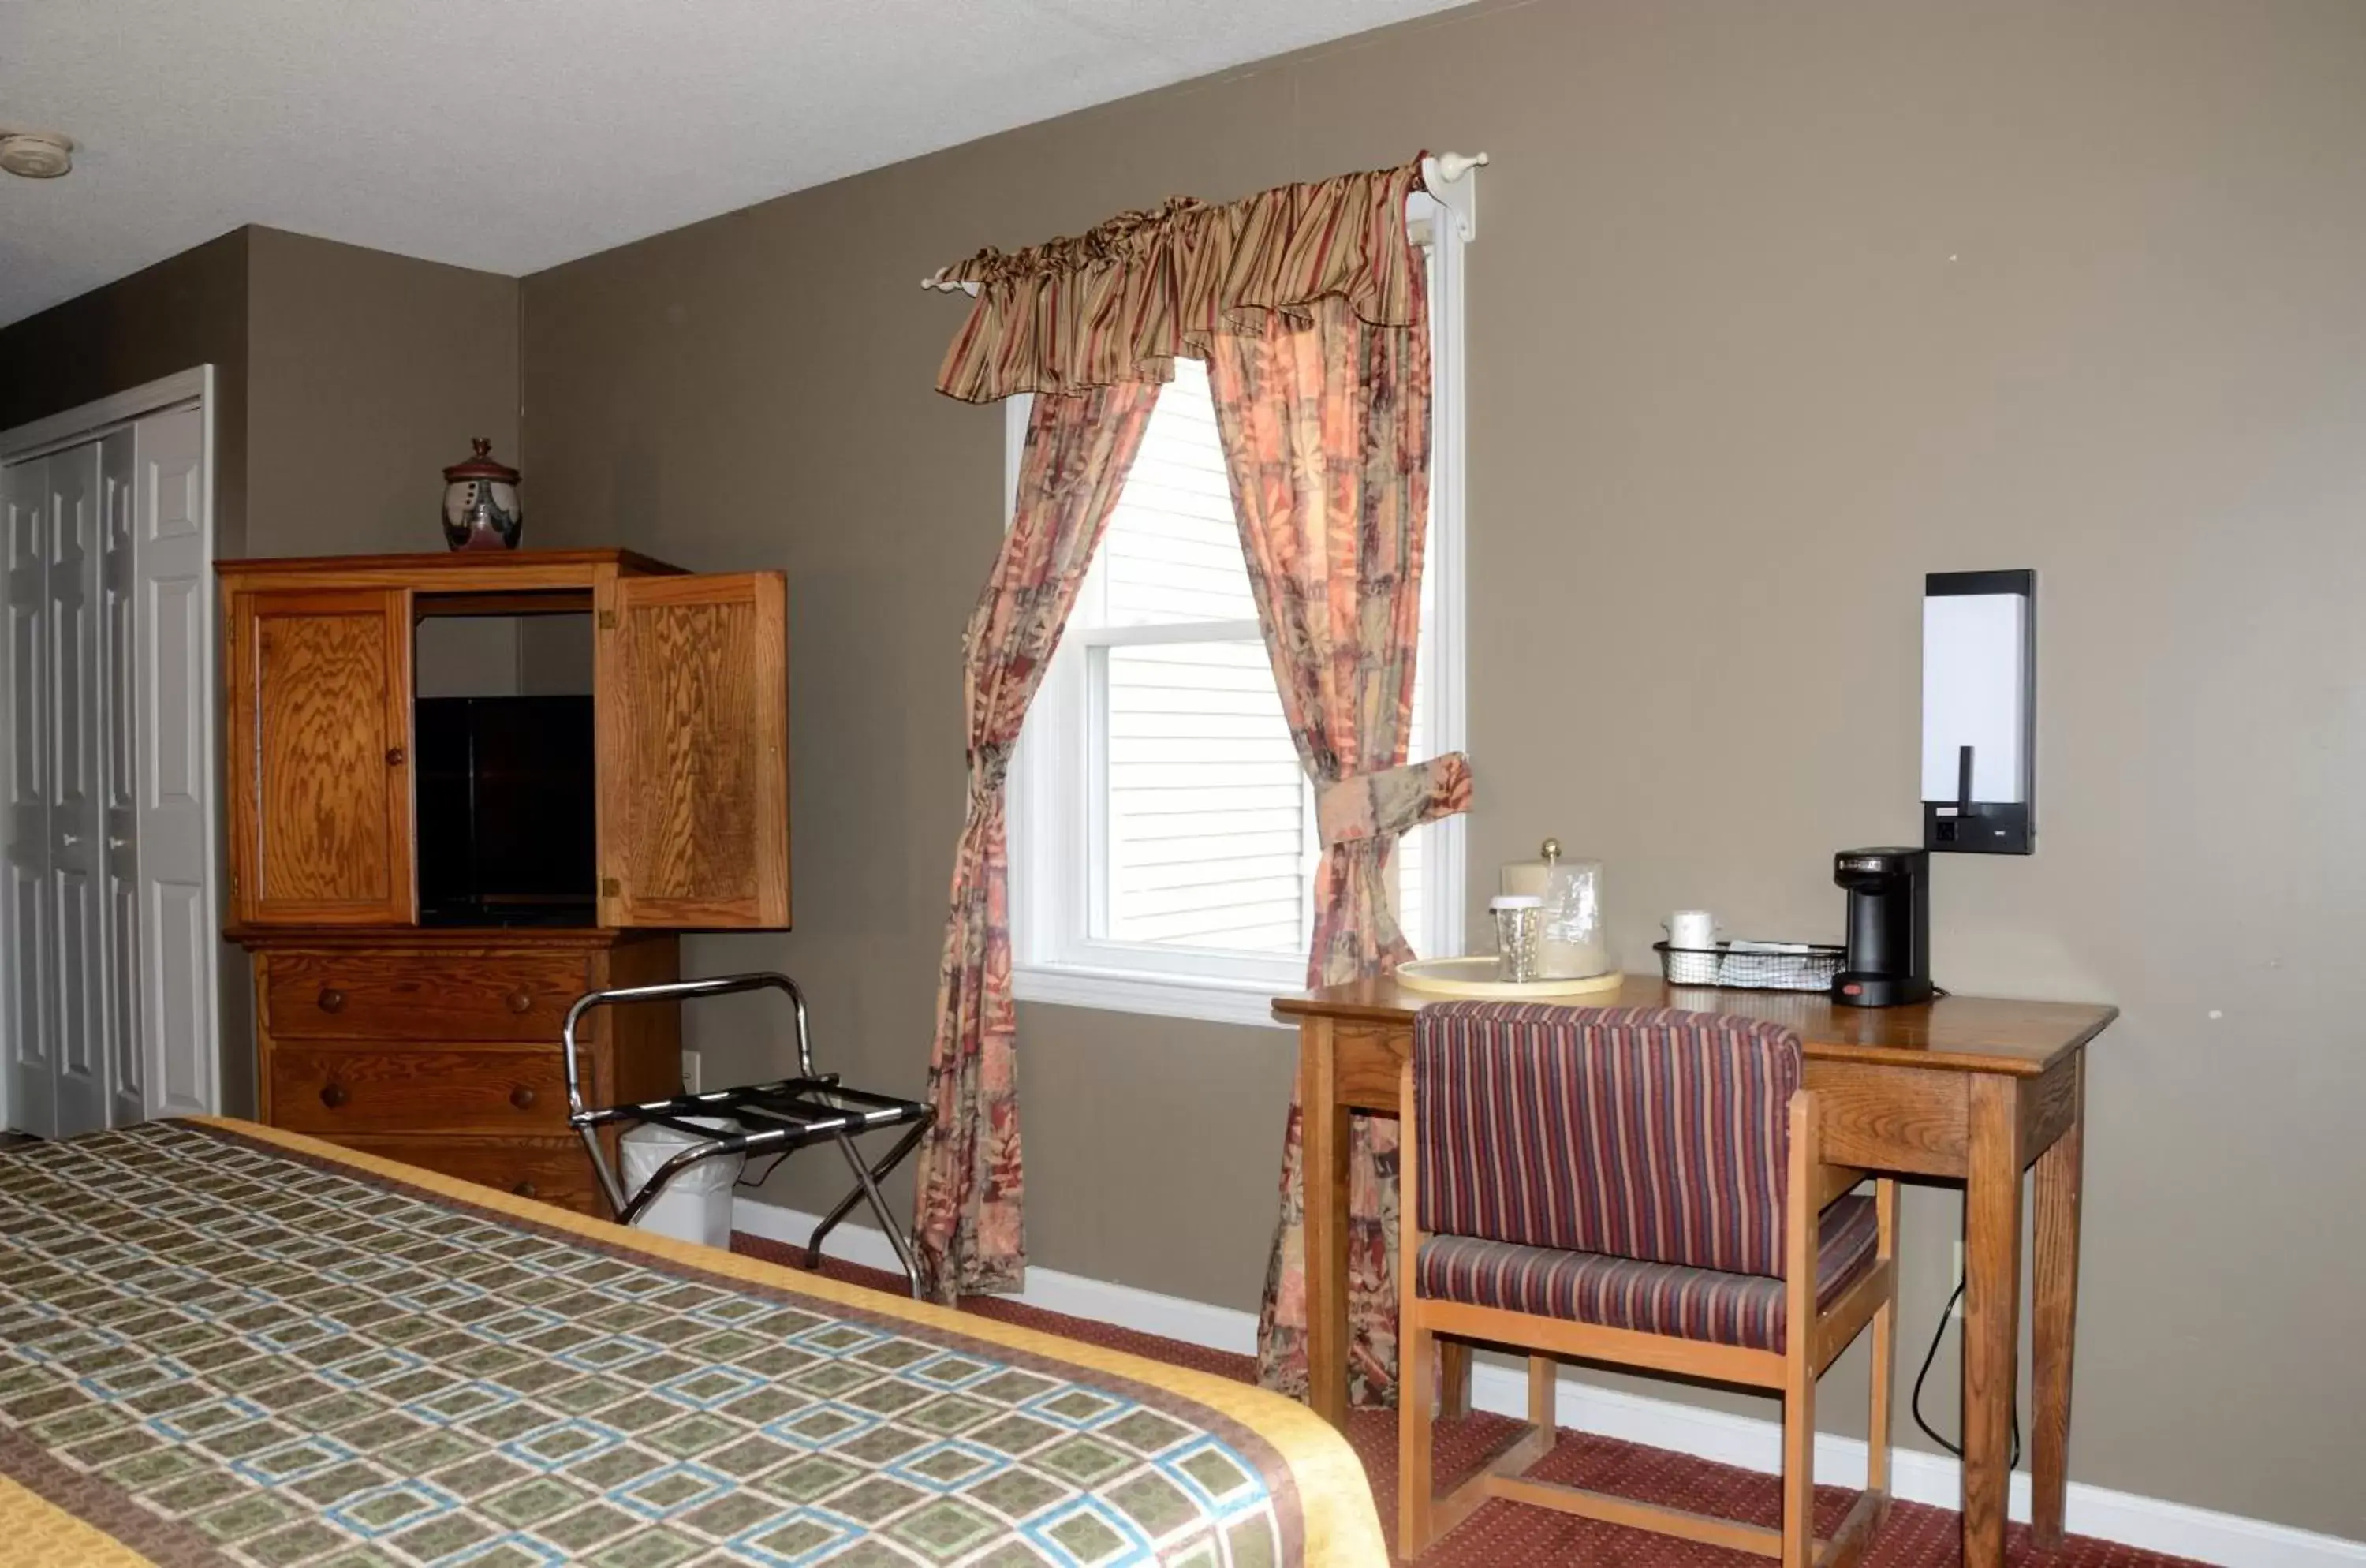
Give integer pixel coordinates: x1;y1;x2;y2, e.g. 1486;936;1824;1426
1398;1002;1898;1567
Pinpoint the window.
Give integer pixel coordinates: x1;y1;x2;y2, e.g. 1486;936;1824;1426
1009;195;1468;1029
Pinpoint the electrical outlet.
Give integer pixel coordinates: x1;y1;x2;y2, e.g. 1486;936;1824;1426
1951;1239;1966;1319
682;1049;703;1096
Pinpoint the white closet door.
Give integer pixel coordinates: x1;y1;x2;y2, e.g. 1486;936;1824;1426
2;454;54;1137
101;428;144;1127
49;439;108;1138
132;406;215;1118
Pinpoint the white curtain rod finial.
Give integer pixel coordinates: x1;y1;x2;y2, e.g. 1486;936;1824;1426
1428;151;1490;184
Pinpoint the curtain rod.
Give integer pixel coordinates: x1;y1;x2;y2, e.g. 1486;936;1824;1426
919;150;1491;294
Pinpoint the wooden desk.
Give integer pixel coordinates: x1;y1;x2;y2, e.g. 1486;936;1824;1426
1276;976;2115;1568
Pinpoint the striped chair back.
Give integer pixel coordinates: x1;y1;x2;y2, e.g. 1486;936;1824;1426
1414;1002;1803;1279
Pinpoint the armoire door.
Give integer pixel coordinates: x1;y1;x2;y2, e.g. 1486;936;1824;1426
228;588;416;926
595;571;789;928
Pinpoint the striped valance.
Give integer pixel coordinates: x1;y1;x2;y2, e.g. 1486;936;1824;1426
931;159;1427;403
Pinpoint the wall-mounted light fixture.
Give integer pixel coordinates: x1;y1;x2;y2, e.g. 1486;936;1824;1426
1922;569;2035;854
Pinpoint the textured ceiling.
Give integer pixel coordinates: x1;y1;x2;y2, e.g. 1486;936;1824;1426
0;0;1465;327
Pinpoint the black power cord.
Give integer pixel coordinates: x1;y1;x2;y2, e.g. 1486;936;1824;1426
736;1150;793;1189
1910;1279;2020;1469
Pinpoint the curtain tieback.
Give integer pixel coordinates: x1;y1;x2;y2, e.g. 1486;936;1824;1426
961;745;1013;808
1314;752;1472;848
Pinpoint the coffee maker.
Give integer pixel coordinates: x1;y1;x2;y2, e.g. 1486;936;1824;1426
1832;847;1932;1007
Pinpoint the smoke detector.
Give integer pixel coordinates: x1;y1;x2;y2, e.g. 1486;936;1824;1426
0;132;75;180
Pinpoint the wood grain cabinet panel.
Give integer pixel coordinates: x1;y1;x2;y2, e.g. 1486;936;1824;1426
596;571;790;929
262;950;592;1042
269;1046;574;1135
1808;1061;1969;1177
1334;1024;1409;1111
245;928;679;1219
226;588;414;926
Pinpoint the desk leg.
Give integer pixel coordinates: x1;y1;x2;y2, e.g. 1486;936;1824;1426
1301;1019;1351;1432
2031;1053;2086;1549
1961;1075;2026;1568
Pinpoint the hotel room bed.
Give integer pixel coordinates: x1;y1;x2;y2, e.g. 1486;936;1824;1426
0;1119;1384;1567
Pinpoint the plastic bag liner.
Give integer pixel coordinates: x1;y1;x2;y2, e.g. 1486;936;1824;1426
619;1117;745;1250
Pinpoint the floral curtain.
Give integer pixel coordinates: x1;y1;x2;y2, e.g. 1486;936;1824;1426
909;381;1160;1304
920;159;1470;1381
1207;286;1471;1405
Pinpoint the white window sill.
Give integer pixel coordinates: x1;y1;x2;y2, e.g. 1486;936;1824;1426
1011;963;1299;1031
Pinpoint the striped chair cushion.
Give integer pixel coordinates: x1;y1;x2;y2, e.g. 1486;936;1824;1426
1415;1002;1802;1277
1416;1194;1881;1352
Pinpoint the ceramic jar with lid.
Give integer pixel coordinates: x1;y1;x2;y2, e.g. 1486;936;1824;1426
441;437;522;551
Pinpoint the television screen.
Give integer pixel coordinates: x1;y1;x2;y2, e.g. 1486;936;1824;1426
416;696;596;925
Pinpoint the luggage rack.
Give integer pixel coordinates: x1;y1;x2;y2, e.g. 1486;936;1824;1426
562;973;934;1297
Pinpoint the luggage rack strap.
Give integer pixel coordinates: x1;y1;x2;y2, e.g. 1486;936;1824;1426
573;1080;928;1134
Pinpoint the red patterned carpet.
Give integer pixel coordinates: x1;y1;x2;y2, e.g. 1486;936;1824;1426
731;1235;2199;1567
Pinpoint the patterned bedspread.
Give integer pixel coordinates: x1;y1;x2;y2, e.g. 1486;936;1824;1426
0;1120;1383;1568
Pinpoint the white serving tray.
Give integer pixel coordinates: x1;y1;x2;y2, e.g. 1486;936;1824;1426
1394;956;1626;999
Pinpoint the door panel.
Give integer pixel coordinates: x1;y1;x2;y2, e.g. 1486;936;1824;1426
53;865;99;1122
150;883;208;1111
2;456;51;1135
595;571;789;928
100;427;141;1121
49;440;108;1137
7;864;47;1136
133;407;215;1114
230;588;414;925
99;428;140;1126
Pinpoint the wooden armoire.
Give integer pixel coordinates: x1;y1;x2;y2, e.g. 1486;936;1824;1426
218;549;789;1215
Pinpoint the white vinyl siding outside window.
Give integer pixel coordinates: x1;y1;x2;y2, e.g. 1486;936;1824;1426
1009;197;1468;1029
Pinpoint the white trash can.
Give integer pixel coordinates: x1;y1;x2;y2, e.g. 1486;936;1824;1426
619;1118;745;1250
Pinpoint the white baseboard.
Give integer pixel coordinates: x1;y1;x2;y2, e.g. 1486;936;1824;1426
730;1197;1260;1357
734;1198;2364;1568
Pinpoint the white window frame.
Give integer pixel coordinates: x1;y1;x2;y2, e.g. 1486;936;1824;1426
1006;183;1472;1030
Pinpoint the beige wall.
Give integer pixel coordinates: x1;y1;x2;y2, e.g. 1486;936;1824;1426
0;229;252;559
246;228;519;558
515;0;2361;1538
519;614;595;695
416;616;524;698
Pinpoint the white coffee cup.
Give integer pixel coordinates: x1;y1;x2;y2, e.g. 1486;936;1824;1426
1668;909;1715;950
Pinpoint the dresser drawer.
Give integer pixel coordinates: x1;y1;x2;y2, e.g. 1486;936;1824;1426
271;1046;579;1134
264;950;592;1042
332;1133;603;1215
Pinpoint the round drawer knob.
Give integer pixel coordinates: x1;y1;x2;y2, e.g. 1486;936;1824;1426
319;1082;349;1109
317;987;346;1014
385;746;406;767
512;1179;539;1199
506;990;534;1015
509;1085;538;1111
